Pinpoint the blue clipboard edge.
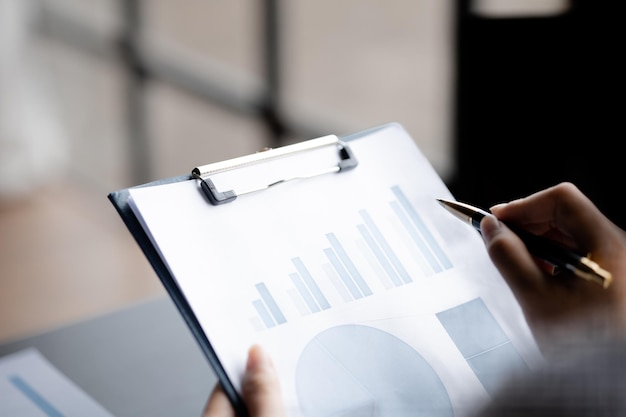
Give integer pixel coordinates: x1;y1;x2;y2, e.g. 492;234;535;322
107;175;250;414
106;122;400;416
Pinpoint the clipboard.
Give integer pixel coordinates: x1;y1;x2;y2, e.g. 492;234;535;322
108;123;542;417
107;124;383;415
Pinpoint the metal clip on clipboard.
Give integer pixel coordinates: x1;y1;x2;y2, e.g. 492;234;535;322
191;135;358;205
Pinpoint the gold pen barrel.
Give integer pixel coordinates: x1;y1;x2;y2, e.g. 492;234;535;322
575;257;613;288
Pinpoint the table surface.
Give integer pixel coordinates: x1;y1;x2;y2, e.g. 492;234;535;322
0;296;217;417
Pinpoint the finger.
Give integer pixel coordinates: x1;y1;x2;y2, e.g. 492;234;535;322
491;183;614;252
489;183;578;232
480;215;546;296
202;383;236;417
241;345;285;417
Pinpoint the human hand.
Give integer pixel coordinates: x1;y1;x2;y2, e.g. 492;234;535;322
202;345;285;417
479;182;626;356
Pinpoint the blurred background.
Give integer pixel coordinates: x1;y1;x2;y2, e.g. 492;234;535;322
0;0;622;344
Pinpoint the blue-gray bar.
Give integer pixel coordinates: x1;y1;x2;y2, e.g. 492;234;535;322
391;201;440;274
323;263;354;302
359;210;413;284
326;233;372;296
252;299;276;328
255;283;286;324
292;257;331;310
10;375;66;417
392;185;452;270
290;272;320;313
324;248;362;299
358;224;403;286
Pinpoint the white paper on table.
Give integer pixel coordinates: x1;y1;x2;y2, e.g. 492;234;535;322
0;348;116;417
128;123;544;417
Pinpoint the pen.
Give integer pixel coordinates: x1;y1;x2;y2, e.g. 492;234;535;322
436;198;612;288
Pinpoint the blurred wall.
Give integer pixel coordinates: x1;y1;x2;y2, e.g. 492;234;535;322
0;0;456;342
29;0;456;194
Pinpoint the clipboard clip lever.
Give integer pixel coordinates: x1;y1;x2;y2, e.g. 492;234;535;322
191;135;358;205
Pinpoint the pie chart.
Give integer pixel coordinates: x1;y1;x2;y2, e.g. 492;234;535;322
295;324;454;417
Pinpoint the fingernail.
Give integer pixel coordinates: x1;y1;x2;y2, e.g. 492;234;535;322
489;203;507;212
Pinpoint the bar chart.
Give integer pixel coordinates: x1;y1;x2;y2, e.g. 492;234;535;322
249;184;455;330
8;374;67;417
0;349;115;417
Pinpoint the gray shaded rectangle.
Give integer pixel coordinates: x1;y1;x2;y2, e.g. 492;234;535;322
436;298;508;357
292;257;331;310
290;273;320;313
255;283;286;324
326;233;372;296
466;343;529;397
437;298;530;396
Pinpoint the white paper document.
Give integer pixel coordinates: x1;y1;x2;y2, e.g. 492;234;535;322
127;123;543;416
0;348;116;417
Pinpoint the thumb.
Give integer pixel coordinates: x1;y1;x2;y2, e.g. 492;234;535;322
240;345;285;417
